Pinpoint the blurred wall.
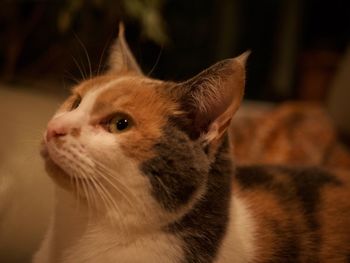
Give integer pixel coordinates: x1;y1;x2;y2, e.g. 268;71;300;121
0;86;65;262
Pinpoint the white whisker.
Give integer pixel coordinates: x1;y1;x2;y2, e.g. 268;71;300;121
91;159;148;218
74;33;93;79
66;148;128;233
72;56;87;80
93;160;138;203
154;176;173;201
89;176;128;235
81;176;93;217
94;164;135;205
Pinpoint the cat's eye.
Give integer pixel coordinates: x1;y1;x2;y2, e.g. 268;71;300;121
70;96;81;111
108;114;133;133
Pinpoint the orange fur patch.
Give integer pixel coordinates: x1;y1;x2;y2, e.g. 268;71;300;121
90;76;181;161
233;168;350;262
233;186;305;262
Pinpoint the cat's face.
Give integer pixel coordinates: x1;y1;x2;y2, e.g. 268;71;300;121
42;73;205;227
41;25;248;229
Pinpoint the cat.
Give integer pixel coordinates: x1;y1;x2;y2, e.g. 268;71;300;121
230;102;350;168
33;24;350;263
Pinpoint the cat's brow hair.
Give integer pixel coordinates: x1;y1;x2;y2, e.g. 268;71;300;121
90;76;164;116
57;75;116;113
73;75;117;96
63;76;141;118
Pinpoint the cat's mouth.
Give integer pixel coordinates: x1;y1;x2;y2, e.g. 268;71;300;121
41;139;91;187
40;142;61;171
42;145;84;194
41;140;73;182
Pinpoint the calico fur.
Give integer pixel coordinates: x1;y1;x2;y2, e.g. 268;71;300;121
34;24;350;263
233;166;350;262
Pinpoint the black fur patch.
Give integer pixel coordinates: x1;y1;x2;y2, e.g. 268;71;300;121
167;136;233;263
141;126;209;211
141;123;233;262
234;166;273;189
294;168;339;222
235;166;292;202
265;219;301;262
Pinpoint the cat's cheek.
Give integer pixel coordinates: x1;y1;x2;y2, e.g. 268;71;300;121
69;130;176;225
82;129;116;152
86;134;130;170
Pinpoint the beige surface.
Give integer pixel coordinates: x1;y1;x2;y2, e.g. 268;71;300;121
0;85;64;262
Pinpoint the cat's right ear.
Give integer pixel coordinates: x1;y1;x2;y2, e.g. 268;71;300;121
170;52;250;150
108;23;143;75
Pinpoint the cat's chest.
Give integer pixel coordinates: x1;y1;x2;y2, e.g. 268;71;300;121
55;230;184;263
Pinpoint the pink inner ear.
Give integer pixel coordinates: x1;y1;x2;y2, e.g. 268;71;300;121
174;57;246;140
198;82;236;122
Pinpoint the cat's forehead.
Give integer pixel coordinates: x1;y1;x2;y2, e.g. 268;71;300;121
73;74;163;96
68;74;179;121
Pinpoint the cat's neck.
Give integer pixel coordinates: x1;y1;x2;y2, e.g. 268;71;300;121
52;186;150;245
36;186;185;263
165;136;235;261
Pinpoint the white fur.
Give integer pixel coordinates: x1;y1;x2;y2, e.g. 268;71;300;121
33;187;184;263
34;189;256;263
215;195;256;263
49;78;126;127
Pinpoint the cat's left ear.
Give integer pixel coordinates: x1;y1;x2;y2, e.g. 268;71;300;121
173;52;250;147
108;23;143;75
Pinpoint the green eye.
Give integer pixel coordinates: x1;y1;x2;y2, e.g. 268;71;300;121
108;114;133;133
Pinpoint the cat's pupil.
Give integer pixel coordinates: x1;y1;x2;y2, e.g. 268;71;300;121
116;119;128;130
108;114;132;133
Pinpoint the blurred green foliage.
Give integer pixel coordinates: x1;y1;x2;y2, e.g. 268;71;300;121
58;0;167;44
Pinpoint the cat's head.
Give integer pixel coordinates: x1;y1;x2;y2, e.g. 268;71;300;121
41;24;248;229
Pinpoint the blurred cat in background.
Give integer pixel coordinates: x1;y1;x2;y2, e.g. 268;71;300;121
231;102;350;168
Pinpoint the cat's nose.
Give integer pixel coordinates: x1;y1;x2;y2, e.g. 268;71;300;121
46;121;68;141
46;110;85;142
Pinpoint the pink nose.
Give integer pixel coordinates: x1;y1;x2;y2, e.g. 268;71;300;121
46;115;79;141
46;121;68;141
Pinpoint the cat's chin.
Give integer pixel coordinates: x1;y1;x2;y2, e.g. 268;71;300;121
43;156;73;190
40;143;73;191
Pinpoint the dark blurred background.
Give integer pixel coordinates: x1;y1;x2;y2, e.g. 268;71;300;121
0;0;349;100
